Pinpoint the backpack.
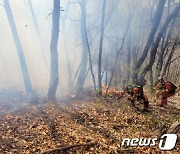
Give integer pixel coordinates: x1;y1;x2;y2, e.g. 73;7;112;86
155;80;166;90
165;81;177;93
125;85;143;97
125;85;133;95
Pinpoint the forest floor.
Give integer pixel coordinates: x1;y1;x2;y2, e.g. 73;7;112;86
0;91;179;154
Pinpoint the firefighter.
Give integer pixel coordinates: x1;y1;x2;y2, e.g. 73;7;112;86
154;77;177;106
126;79;149;111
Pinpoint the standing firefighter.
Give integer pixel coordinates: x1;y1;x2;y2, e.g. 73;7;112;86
126;79;149;111
154;77;177;106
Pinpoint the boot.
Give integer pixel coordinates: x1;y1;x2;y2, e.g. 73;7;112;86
143;101;149;112
131;99;135;107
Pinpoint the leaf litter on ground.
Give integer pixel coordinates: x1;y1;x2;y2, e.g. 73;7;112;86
0;92;179;153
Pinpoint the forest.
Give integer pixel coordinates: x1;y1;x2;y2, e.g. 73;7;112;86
0;0;179;153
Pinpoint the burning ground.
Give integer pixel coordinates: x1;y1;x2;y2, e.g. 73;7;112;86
0;92;179;153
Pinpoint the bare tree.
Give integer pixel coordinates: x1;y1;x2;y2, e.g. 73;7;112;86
75;1;88;92
48;0;60;101
133;0;166;83
155;31;171;80
126;30;131;84
106;4;134;91
80;0;96;91
140;5;180;81
3;0;36;102
162;32;180;78
75;0;96;92
98;0;107;95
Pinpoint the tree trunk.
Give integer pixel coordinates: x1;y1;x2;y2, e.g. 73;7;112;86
155;18;176;81
98;0;106;96
155;32;170;79
80;0;96;91
127;29;131;84
48;0;60;101
75;0;89;92
105;70;108;86
132;46;138;83
75;26;88;91
140;5;180;80
162;33;179;78
3;0;36;102
133;0;166;83
149;67;153;87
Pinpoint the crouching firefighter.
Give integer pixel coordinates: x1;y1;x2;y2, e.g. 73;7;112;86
154;77;177;106
126;80;149;111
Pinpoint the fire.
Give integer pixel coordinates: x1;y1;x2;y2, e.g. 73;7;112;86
102;87;125;97
70;94;76;98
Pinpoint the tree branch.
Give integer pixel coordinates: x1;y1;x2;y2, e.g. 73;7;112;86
46;12;52;19
40;142;97;154
106;11;133;92
170;55;180;64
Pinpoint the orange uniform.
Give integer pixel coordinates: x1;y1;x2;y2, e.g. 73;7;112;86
155;81;176;106
130;87;149;110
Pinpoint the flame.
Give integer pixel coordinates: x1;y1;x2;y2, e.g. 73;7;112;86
102;87;125;97
70;94;76;98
